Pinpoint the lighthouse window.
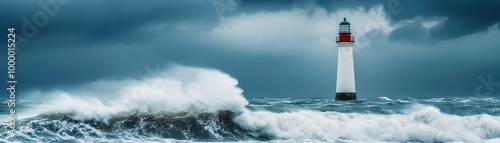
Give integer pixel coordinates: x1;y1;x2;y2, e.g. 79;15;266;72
340;25;350;33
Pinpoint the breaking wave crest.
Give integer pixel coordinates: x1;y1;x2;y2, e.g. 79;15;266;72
6;105;500;142
13;111;268;142
20;65;249;121
235;105;500;142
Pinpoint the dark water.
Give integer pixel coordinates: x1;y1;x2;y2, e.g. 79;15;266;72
1;97;500;142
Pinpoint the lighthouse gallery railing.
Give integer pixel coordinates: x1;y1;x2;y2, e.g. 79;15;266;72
336;36;355;42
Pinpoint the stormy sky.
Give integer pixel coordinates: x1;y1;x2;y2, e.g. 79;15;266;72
1;0;500;98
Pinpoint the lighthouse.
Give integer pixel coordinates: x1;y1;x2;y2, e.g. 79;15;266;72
335;18;357;100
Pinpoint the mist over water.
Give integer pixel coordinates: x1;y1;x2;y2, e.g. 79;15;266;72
1;66;499;142
17;66;248;121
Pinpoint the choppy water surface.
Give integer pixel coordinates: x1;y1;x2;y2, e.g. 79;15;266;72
1;96;499;143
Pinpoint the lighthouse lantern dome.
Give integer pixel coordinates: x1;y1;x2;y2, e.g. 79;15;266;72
339;18;351;33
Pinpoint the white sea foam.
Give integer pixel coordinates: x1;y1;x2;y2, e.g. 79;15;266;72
396;99;409;103
234;104;500;142
425;98;446;102
459;99;471;103
23;65;248;121
17;65;500;142
378;97;392;101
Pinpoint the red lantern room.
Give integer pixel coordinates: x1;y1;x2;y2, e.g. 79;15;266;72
336;18;355;43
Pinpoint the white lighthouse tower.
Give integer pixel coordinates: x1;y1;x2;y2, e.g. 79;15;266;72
335;18;357;100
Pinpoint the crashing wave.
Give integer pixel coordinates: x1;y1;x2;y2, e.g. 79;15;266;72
2;65;500;142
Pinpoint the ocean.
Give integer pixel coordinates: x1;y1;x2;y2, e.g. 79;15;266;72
1;96;499;143
1;67;499;142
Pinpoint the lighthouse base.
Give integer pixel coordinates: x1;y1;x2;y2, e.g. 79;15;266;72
335;92;357;100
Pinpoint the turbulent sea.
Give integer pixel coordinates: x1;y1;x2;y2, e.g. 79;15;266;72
1;97;499;143
1;66;499;142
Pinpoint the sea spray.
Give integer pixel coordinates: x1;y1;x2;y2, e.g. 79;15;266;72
234;104;500;142
1;66;500;142
22;65;249;122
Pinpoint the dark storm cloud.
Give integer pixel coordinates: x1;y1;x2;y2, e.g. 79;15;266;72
0;0;217;45
0;0;219;92
386;0;500;40
239;0;380;10
236;0;383;16
240;0;500;40
1;0;499;98
388;21;431;45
